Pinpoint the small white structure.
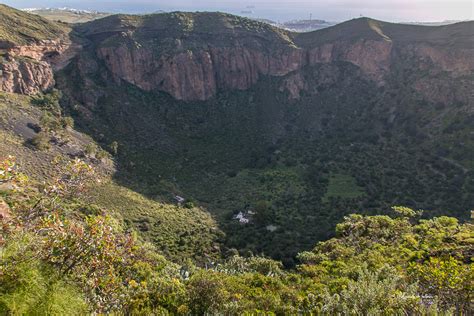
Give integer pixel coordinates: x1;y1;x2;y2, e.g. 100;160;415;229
234;211;250;224
174;195;185;204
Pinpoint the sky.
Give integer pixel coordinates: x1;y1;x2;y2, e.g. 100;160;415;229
3;0;474;22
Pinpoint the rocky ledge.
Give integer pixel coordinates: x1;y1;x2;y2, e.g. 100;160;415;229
0;39;76;95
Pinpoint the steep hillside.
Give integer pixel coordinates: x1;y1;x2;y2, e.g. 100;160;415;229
75;12;298;101
0;7;223;263
72;14;473;101
0;5;74;95
0;90;222;263
0;4;68;46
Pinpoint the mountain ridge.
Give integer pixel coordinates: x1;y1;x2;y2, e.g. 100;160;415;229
71;12;474;101
1;5;472;100
0;4;69;46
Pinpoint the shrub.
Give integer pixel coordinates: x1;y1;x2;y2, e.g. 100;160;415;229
62;116;74;129
29;132;50;150
109;141;119;156
84;143;97;157
321;265;422;315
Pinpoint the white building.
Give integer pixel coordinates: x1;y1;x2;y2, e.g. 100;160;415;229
234;211;250;224
174;195;185;204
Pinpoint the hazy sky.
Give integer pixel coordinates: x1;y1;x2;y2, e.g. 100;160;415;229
4;0;474;22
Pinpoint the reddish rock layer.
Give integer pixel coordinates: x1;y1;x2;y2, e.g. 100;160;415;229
93;17;474;102
98;37;467;101
0;40;71;95
0;57;54;94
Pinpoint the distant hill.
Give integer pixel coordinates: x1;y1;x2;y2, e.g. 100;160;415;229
408;20;469;26
280;19;337;32
255;17;467;33
0;4;69;46
22;7;111;24
254;18;336;32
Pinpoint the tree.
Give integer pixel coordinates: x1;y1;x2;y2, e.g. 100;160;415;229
109;141;119;156
0;234;88;315
29;132;51;151
185;271;229;315
321;265;422;315
410;256;473;313
40;111;62;133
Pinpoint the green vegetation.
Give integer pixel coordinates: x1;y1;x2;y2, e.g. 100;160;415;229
0;4;69;46
324;173;365;201
0;157;472;314
0;91;222;265
27;8;111;24
27;90;76;151
90;183;222;263
59;59;474;265
29;132;51;150
0;7;472;313
77;11;295;55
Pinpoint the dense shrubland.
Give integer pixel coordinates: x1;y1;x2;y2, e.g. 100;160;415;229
60;67;474;266
0;156;471;314
28;90;74;151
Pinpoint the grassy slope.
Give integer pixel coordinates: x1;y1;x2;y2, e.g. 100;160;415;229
324;174;365;201
77;11;296;55
0;4;69;46
294;17;474;48
27;9;111;24
0;92;222;264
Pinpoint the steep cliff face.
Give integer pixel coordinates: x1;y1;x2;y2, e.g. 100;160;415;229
0;56;55;94
94;38;394;101
0;4;72;95
81;15;473;102
97;44;307;101
95;36;471;102
0;40;72;95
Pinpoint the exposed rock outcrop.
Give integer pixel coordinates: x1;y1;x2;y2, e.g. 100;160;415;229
0;56;55;94
97;38;395;101
411;44;474;75
97;44;308;101
94;30;472;102
0;39;74;95
42;13;468;102
7;40;69;61
280;72;307;99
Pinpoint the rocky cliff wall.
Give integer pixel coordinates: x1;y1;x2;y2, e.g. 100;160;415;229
97;38;394;101
0;40;71;95
95;35;473;102
0;57;54;94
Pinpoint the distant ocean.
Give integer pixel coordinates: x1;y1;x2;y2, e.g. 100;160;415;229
9;0;350;22
8;0;467;23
